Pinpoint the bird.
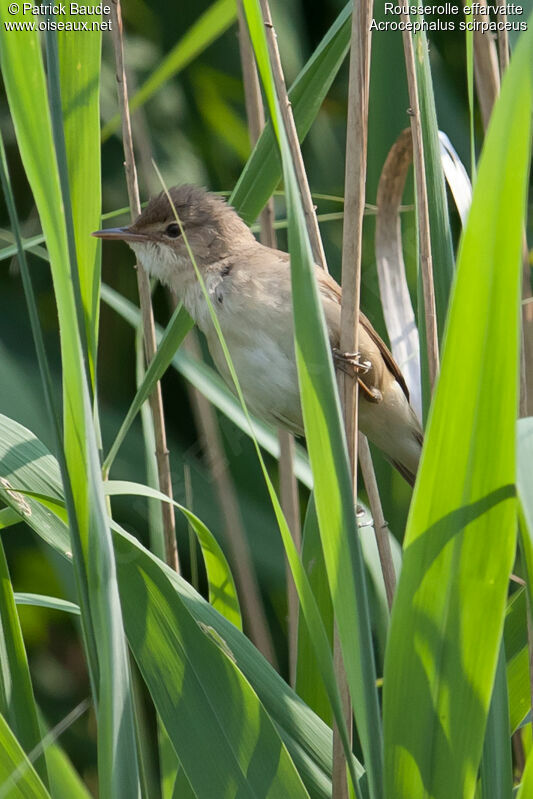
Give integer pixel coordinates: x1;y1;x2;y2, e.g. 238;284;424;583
93;185;423;485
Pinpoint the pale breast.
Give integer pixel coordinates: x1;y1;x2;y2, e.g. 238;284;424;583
190;261;303;433
205;305;304;435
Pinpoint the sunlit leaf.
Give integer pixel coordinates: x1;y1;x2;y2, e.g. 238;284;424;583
0;712;51;799
383;30;532;799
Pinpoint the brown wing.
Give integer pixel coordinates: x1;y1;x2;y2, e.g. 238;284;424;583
359;313;410;401
316;268;410;401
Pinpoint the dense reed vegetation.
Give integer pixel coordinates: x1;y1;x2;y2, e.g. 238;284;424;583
0;0;531;797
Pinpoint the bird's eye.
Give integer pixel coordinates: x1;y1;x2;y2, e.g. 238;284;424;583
165;223;181;238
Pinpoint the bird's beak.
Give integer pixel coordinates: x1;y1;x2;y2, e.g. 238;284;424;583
92;226;150;242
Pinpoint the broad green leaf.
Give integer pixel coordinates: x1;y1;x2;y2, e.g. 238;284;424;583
159;722;180;799
105;479;241;629
383;29;532;799
0;412;366;799
43;738;92;799
517;417;533;608
242;1;383;797
14;594;80;616
44;30;94;388
0;712;51;799
517;417;533;758
6;450;242;764
101;283;313;488
0;542;48;784
295;496;333;726
58;17;102;384
0;14;141;798
0;415;71;557
115;529;311;799
504;588;531;733
479;643;513;799
36;706;92;799
118;525;362;799
172;769;197;798
0;508;22;529
295;499;397;721
101;0;236;141
231;2;352;224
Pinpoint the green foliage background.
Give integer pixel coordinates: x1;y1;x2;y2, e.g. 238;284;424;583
0;0;532;795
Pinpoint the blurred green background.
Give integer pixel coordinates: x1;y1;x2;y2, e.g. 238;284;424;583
1;0;530;784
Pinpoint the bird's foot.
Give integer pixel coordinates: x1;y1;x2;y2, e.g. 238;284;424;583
333;349;383;403
357;379;383;403
333;348;372;375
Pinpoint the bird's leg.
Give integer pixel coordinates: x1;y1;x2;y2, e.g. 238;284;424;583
357;379;383;403
332;348;372;375
332;349;383;403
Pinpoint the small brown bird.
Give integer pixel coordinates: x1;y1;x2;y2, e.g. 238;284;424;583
94;185;423;484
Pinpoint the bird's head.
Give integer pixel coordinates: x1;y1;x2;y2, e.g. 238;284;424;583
92;184;255;287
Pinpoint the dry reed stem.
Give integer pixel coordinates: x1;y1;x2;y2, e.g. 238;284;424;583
334;0;376;793
473;30;499;127
512;730;526;781
258;0;328;272
464;0;500;128
109;0;179;572
237;0;300;677
400;24;439;392
339;0;370;482
496;9;510;75
339;2;397;638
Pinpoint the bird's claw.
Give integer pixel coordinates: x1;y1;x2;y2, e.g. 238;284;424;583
333;348;383;403
333;348;372;375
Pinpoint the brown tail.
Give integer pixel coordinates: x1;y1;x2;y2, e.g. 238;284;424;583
391;458;417;487
391;426;423;486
